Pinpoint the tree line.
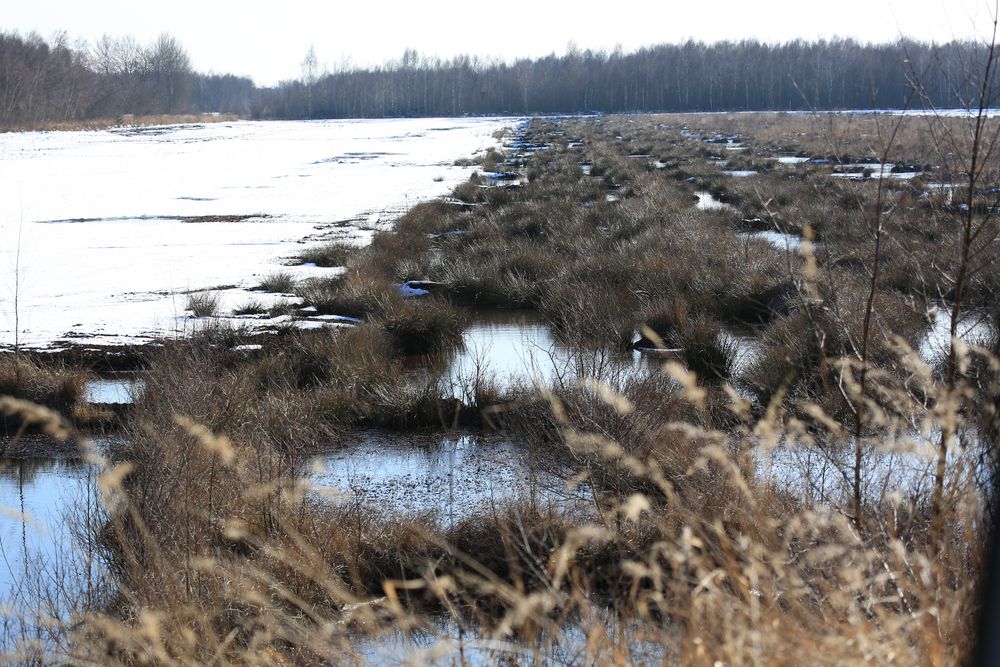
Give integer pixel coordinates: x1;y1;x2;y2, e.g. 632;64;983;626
0;30;994;127
0;31;255;125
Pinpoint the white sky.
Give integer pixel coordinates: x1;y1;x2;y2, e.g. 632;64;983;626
3;0;997;85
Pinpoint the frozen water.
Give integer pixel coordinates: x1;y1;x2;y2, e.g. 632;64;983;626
919;305;995;364
0;118;508;348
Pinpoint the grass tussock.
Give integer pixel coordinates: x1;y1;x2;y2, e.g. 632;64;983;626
295;241;357;267
185;292;220;318
0;356;85;414
232;299;267;316
295;275;395;319
255;271;297;294
0;355;116;436
374;297;467;355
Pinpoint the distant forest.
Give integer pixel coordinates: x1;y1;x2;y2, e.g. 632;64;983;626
0;30;995;126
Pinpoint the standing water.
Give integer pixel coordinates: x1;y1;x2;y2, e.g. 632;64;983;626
447;311;651;397
309;431;590;523
0;450;105;650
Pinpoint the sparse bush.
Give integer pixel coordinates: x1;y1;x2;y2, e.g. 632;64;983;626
452;179;484;204
268;302;297;318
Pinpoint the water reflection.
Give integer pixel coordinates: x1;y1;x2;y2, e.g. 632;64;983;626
755;424;986;504
353;611;665;666
0;451;105;650
84;376;144;404
309;431;590;523
449;312;570;390
446;311;651;397
694;190;731;210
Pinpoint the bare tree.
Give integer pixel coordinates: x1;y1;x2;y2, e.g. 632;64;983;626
301;45;318;117
910;16;1000;536
146;34;192;113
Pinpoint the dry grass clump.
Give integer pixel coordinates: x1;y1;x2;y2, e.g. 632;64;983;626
374;297;467;355
0;355;85;413
0;355;90;435
255;271;297;294
438;232;561;308
741;311;829;407
138;324;470;433
295;274;396;318
134;342;332;455
637;297;690;345
451;173;517;207
505;370;700;484
232;299;267;316
185;292;220;318
253;326;453;428
294;241;357;267
393;200;464;237
295;270;468;358
674;317;738;384
540;281;638;348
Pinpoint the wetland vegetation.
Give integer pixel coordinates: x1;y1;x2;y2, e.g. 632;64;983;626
1;107;999;665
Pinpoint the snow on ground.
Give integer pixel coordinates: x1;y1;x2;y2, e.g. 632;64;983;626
0;118;509;348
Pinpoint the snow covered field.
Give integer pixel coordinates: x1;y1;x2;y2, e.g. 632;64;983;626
0;118;508;348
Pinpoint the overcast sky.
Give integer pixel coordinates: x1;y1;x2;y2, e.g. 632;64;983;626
4;0;997;85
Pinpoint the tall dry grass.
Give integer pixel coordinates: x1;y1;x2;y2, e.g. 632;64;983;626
25;337;987;666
